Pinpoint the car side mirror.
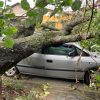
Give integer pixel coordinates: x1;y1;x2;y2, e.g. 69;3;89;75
68;51;76;57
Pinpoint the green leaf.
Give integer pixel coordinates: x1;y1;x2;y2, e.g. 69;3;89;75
26;8;48;27
38;8;48;15
27;10;38;17
71;0;82;11
36;0;47;8
21;0;30;10
5;13;16;18
36;14;43;25
0;1;4;7
4;37;14;48
50;6;62;17
24;17;35;28
62;0;73;6
48;0;55;3
95;74;100;83
36;8;47;24
4;26;17;36
0;15;4;19
66;0;73;6
0;19;5;27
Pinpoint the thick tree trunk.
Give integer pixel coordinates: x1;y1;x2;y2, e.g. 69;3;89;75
0;44;33;74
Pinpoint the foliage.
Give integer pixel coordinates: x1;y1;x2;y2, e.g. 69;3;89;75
96;74;100;83
0;1;17;48
0;0;99;51
3;78;24;90
2;77;50;100
89;69;100;89
15;83;50;100
0;0;83;48
72;0;82;11
26;83;49;100
0;1;3;7
71;9;100;52
21;0;30;10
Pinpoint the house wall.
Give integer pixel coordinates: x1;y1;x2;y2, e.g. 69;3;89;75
43;14;73;29
12;4;73;29
96;0;100;8
12;4;26;16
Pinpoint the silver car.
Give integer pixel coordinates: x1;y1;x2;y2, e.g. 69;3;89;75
5;43;100;84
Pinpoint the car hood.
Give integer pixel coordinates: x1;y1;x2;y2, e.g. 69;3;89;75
90;52;100;58
90;53;100;67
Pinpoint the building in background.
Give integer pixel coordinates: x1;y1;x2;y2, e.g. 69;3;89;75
95;0;100;8
11;3;26;18
11;1;99;29
11;3;73;29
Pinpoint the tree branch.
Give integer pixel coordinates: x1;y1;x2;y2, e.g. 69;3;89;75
64;17;90;35
41;24;60;31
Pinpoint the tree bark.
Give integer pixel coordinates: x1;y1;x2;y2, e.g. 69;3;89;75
64;17;90;35
41;24;60;31
14;24;35;38
0;44;34;74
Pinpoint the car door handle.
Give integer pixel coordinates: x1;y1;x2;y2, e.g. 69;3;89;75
46;59;53;63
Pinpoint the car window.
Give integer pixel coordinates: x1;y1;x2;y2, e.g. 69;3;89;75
42;44;90;56
64;45;78;56
64;45;90;56
42;45;73;55
75;47;90;56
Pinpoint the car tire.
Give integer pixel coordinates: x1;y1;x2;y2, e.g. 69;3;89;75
84;70;92;85
5;67;19;77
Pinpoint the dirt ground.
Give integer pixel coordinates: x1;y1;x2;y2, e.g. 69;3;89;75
2;75;100;100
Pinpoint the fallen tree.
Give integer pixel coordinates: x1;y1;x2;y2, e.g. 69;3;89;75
0;13;99;74
0;30;99;74
64;17;90;35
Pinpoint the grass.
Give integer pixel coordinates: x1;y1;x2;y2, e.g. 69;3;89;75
95;74;100;83
2;76;50;100
2;77;24;91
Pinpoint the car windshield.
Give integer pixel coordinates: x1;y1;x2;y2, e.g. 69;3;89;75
71;43;91;54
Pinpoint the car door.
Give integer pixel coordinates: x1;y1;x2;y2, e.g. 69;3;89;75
17;53;46;76
75;47;97;71
42;44;82;79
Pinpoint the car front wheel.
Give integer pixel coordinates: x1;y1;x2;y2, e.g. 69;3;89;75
5;67;19;77
84;70;92;85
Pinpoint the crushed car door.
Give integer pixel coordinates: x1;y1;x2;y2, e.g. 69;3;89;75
17;53;46;76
